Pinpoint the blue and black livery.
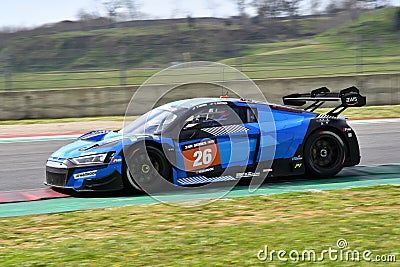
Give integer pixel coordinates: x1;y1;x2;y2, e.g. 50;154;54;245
45;86;366;192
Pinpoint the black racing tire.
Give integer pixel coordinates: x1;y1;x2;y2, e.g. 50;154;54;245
304;130;346;178
123;145;171;193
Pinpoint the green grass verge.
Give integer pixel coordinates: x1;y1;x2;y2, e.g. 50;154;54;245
0;105;398;125
318;105;400;120
0;185;398;266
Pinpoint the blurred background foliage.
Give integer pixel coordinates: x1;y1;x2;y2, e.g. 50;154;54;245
0;0;399;90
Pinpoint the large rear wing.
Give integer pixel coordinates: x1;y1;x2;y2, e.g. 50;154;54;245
282;86;366;116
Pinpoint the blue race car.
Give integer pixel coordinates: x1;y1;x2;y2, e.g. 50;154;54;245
45;86;366;192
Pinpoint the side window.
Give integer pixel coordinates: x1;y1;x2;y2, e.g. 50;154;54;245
184;105;258;129
236;106;258;123
248;108;258;123
184;106;241;128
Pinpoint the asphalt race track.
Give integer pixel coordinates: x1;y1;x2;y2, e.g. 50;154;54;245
0;121;399;192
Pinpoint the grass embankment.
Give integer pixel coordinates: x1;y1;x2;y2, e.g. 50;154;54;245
0;8;398;90
223;8;400;79
0;185;398;265
0;105;398;125
225;7;400;76
2;34;399;90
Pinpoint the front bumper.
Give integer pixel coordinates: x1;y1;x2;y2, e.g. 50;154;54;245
45;161;124;192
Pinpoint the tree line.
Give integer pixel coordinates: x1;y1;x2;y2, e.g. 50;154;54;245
77;0;391;22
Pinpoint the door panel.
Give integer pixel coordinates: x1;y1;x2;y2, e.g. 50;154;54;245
175;105;260;179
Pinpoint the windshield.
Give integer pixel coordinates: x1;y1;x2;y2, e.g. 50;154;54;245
123;108;177;135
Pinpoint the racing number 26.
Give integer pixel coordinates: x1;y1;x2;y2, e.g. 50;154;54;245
182;141;221;171
193;149;212;167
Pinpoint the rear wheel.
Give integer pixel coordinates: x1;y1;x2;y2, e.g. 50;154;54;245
304;130;346;177
124;145;171;192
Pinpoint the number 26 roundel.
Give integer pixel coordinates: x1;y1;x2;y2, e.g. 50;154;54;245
181;139;221;172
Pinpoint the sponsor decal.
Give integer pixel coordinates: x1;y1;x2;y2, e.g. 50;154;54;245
111;158;122;163
317;118;329;125
316;114;336;125
182;139;217;150
73;170;97;179
196;167;215;174
292;155;303;170
192;103;208;110
236;172;261;179
342;127;353;138
345;96;358;105
263;168;273;173
192;101;228;110
294;163;303;169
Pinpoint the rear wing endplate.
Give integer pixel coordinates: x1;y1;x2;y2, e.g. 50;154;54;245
282;86;366;116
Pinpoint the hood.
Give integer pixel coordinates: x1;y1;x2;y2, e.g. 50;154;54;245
48;130;123;161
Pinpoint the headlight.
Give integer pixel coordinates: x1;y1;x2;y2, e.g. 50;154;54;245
70;153;109;165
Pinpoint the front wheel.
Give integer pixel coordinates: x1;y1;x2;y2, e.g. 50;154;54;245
124;145;171;192
304;130;346;177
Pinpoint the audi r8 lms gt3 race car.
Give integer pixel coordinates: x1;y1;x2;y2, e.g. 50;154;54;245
45;86;366;193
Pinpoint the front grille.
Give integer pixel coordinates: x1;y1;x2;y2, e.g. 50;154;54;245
46;166;69;186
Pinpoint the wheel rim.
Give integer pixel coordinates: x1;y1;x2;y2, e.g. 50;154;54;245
310;136;341;170
128;149;164;186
